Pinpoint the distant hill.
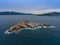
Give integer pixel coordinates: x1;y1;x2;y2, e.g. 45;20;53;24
0;11;60;16
0;11;34;15
37;12;60;16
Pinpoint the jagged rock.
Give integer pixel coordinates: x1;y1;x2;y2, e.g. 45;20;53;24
5;20;55;34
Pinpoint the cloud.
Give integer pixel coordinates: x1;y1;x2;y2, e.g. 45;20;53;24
0;8;60;14
23;9;60;14
0;0;60;14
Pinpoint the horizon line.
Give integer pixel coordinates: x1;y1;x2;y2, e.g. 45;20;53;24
0;9;60;14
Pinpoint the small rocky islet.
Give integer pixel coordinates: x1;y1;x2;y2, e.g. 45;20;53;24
5;20;55;34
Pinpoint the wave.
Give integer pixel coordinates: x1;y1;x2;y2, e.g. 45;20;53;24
5;30;14;34
5;26;56;34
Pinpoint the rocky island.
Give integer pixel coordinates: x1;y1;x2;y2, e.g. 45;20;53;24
5;21;55;34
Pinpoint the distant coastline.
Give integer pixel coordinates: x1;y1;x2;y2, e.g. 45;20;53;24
37;12;60;16
0;11;34;15
0;11;60;16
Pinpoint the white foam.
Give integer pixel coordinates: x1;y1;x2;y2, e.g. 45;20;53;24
14;28;27;33
25;27;33;30
36;26;48;28
43;26;48;28
14;30;20;33
37;26;42;28
33;27;37;30
5;30;14;34
5;25;56;34
48;26;56;28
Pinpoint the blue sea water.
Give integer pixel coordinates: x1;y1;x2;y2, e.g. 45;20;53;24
0;15;60;45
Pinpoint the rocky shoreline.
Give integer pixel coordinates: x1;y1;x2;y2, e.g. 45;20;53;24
5;21;55;34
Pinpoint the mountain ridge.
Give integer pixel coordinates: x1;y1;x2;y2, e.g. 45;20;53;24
37;12;60;16
0;11;33;15
0;11;60;16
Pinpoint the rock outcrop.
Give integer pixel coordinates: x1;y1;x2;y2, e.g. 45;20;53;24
5;20;55;34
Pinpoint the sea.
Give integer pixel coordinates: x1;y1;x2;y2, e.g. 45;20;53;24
0;15;60;45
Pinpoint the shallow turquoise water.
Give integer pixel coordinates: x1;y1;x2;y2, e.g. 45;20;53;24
0;15;60;45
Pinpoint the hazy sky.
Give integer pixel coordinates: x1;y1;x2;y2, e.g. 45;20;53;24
0;0;60;14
